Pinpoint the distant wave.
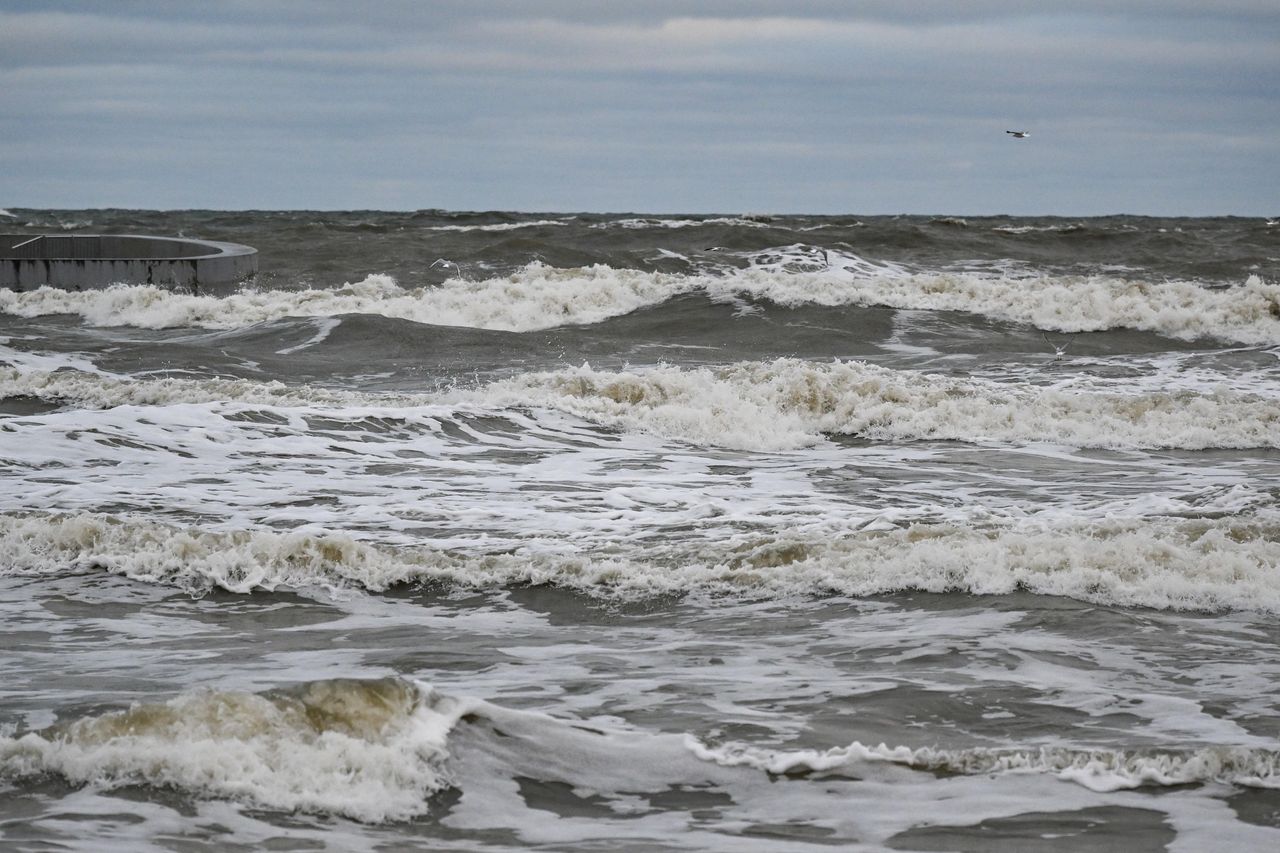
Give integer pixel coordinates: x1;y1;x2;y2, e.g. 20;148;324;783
0;269;698;333
3;253;1277;343
3;677;1276;824
592;216;774;230
423;219;569;232
733;248;1280;345
992;222;1087;235
18;218;91;230
5;358;1277;451
4;511;1279;611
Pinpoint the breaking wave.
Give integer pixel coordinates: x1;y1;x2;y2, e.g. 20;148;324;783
479;359;1280;451
592;216;774;229
4;358;1277;452
2;253;1277;343
992;222;1088;235
423;218;568;232
0;269;695;333
3;511;1279;611
0;678;465;822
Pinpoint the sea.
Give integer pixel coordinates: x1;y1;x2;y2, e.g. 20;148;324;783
1;208;1278;852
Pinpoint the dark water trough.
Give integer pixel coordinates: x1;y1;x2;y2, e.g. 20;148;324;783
2;234;257;293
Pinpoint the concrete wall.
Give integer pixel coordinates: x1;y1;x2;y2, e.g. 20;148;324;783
1;234;258;294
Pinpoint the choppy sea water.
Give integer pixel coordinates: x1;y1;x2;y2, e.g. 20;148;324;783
1;208;1279;851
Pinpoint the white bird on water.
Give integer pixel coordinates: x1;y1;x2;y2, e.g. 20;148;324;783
1006;130;1030;139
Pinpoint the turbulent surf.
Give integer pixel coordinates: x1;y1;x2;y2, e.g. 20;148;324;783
1;210;1278;851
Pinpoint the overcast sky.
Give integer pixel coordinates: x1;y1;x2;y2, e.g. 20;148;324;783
2;1;1277;214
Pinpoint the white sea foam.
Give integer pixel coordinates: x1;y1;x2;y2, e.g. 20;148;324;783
2;252;1277;343
4;511;1279;611
0;342;108;375
978;349;1280;397
691;738;1280;792
9;373;1270;588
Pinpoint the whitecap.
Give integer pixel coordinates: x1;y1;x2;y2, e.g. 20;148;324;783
4;511;1280;611
424;219;568;232
592;217;773;230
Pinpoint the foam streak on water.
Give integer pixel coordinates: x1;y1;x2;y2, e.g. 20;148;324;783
3;509;1280;610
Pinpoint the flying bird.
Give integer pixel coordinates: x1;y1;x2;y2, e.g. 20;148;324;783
1006;130;1030;139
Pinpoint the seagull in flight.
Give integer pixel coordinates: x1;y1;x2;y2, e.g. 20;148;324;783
1006;130;1030;139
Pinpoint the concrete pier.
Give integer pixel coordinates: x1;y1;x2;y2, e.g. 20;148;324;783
2;234;257;294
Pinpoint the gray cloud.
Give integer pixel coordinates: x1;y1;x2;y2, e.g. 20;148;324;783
1;1;1276;213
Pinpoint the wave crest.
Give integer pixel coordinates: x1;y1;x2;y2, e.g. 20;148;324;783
0;266;694;332
9;359;1274;452
480;359;1280;451
2;254;1276;343
4;511;1279;611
